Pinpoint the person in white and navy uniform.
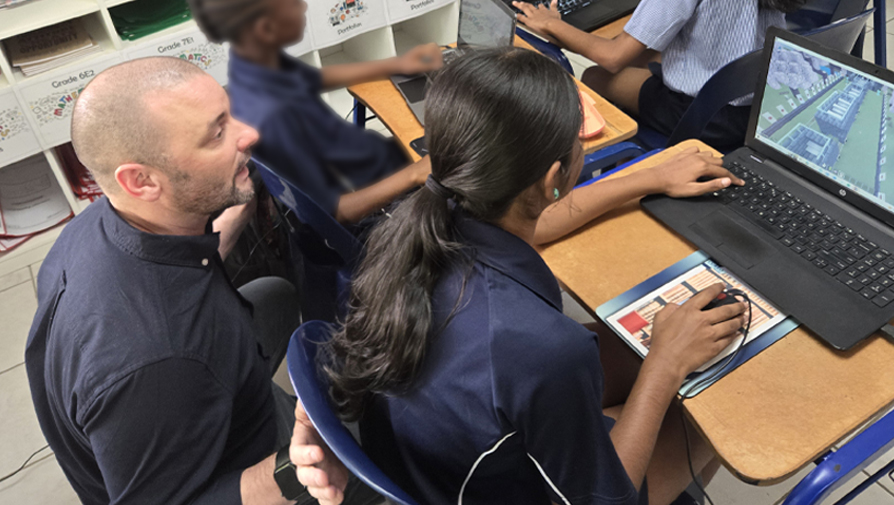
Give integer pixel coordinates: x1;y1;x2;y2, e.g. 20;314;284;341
514;0;806;150
323;48;748;505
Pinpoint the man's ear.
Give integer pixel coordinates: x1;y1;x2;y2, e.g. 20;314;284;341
114;163;164;202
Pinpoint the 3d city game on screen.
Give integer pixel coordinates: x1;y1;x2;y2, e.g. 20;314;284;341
756;39;894;213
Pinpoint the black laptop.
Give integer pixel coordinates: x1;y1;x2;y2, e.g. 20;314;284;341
507;0;639;33
390;0;517;126
642;27;894;350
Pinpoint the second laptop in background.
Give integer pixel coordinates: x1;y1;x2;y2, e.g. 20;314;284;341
391;0;517;126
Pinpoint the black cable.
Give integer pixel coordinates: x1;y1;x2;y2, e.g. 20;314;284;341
0;445;51;483
344;104;357;122
680;410;715;505
681;292;753;400
678;291;754;505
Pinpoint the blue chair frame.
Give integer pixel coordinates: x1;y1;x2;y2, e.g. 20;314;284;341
287;321;421;505
515;28;574;75
253;158;361;267
783;407;894;504
576;147;663;187
253;158;360;321
788;0;885;66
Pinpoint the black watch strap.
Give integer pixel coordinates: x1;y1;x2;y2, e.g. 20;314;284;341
273;446;306;501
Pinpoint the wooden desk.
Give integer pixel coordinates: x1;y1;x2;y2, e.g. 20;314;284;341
539;139;894;485
591;14;630;39
347;38;638;162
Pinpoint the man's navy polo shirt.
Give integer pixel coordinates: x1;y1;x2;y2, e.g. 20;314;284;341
361;211;645;504
25;198;277;505
227;51;406;215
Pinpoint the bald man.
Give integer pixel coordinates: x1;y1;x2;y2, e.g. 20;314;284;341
25;57;372;505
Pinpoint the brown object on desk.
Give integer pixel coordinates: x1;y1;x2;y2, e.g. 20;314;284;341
347;38;638;162
539;139;894;485
591;14;630;39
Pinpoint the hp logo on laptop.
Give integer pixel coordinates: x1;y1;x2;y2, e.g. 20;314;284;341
839;189;847;197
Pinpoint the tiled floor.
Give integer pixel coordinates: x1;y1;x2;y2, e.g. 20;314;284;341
5;17;894;505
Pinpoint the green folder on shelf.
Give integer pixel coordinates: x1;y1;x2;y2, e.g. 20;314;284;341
109;0;193;41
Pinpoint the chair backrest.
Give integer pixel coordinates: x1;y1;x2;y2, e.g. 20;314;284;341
287;321;421;505
666;8;874;147
786;0;871;31
515;28;574;75
252;158;362;266
799;7;873;51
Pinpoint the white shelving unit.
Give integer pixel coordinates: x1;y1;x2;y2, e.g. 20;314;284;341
0;0;460;276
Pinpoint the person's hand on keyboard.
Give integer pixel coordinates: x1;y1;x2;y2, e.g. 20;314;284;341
513;0;562;35
396;43;444;76
648;146;745;199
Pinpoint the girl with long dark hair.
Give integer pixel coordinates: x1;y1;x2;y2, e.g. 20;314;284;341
326;47;747;505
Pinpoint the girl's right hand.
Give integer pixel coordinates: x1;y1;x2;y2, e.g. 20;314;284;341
513;0;561;34
646;283;747;382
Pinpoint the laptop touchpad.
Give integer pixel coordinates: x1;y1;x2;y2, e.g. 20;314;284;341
689;213;773;270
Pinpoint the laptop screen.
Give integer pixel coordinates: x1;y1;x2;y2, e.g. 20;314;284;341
753;37;894;215
458;0;516;49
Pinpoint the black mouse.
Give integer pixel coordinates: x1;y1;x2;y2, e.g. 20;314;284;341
702;288;746;311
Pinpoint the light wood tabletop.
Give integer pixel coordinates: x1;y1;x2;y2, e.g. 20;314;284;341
591;14;630;39
347;37;638;162
538;139;894;485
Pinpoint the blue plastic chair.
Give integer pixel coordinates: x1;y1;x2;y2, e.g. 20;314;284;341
783;407;894;504
515;28;574;75
574;142;656;184
576;147;663;188
634;8;874;152
287;321;421;505
253;158;360;321
787;0;884;65
253;158;361;266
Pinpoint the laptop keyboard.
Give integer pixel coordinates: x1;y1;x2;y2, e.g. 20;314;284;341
713;161;894;308
442;49;462;65
507;0;594;15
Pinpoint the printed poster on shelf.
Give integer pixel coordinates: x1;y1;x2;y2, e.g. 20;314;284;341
18;54;123;148
0;89;41;167
285;30;315;58
385;0;453;23
309;0;388;49
126;28;230;86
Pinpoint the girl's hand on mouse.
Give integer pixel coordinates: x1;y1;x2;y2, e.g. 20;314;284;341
647;146;745;199
647;283;747;381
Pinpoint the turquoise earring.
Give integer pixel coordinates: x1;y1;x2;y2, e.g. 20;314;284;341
553;188;560;200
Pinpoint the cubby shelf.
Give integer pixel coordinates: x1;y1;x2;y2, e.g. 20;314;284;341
0;0;460;270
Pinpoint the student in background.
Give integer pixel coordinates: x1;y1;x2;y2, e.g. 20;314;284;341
324;48;746;504
514;0;806;150
188;0;442;224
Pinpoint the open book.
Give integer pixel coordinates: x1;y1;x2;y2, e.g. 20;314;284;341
0;155;73;239
4;19;102;76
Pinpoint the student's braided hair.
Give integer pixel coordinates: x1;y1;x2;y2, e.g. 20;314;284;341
187;0;269;43
759;0;808;13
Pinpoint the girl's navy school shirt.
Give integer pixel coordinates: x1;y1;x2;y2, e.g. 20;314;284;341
360;211;646;505
227;51;407;215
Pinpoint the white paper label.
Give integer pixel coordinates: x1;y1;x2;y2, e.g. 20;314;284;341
309;0;388;48
0;89;41;166
18;54;123;147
